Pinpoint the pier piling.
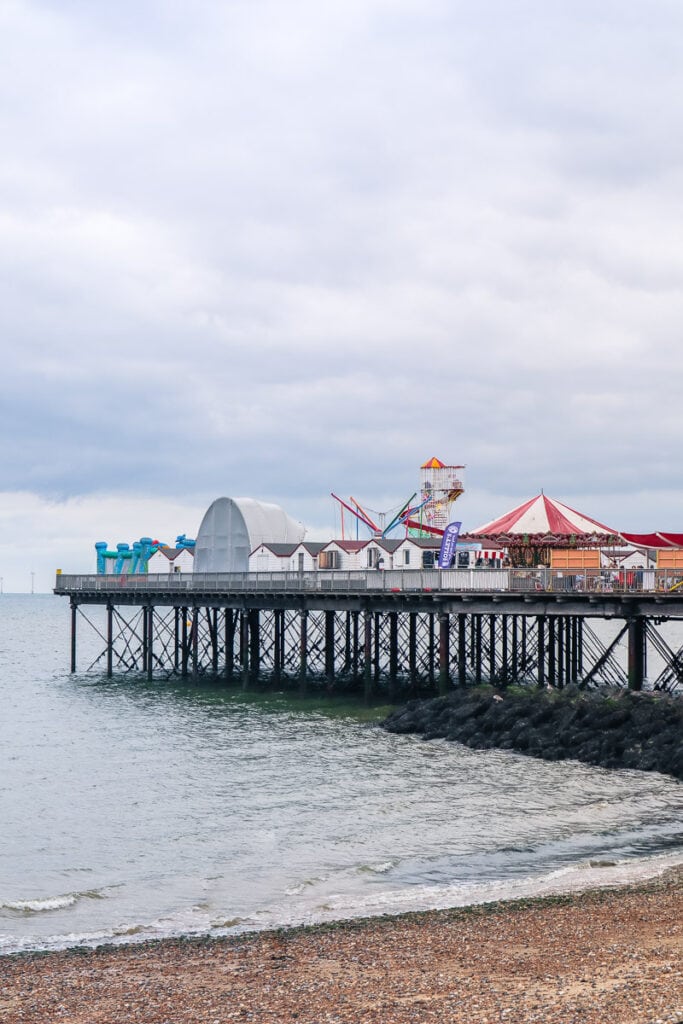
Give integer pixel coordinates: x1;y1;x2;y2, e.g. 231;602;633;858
628;617;646;691
438;613;450;695
106;604;113;678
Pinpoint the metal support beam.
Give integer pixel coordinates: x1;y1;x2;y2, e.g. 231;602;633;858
299;609;308;695
240;611;250;689
389;612;398;700
565;614;573;688
373;612;381;685
363;611;373;703
537;615;545;686
181;607;189;678
548;617;556;686
511;615;519;681
628;616;646;691
458;613;467;686
474;615;483;682
210;608;219;674
147;605;154;681
571;617;579;683
225;608;235;682
438;612;450;695
501;614;508;685
191;607;199;680
325;610;335;686
428;613;435;686
106;604;113;678
70;602;77;673
409;612;418;692
273;609;282;685
249;608;260;684
344;612;352;675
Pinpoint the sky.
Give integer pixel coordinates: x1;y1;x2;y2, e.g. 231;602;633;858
2;0;683;590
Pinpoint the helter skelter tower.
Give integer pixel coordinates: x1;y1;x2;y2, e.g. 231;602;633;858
418;457;466;534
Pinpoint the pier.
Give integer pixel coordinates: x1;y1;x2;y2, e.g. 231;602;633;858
55;568;683;696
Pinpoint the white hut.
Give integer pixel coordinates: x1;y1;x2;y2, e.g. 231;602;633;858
148;546;195;574
249;541;326;572
394;537;442;569
318;540;368;570
362;539;402;570
250;542;298;572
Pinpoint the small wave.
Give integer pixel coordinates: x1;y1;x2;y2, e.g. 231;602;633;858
210;916;248;929
284;875;327;895
0;927;116;955
112;923;148;938
303;849;683;925
285;883;306;895
357;861;395;875
1;889;105;914
2;895;77;913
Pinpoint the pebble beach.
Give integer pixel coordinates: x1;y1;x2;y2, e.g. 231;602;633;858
2;867;681;1024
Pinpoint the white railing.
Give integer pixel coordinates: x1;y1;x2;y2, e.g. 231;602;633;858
54;567;683;596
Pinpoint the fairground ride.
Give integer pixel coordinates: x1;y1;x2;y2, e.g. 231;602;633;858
331;457;466;540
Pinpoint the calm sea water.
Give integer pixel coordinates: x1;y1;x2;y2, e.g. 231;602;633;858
1;595;682;955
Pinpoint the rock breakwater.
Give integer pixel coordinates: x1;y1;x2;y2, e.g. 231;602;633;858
381;686;683;780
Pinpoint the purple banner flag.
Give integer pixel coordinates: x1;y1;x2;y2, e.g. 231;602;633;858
438;521;462;569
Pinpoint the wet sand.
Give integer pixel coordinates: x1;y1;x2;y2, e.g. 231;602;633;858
2;867;682;1024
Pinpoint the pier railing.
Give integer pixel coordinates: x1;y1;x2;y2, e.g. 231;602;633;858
54;567;683;595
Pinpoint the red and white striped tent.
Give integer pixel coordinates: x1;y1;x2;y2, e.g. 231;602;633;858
619;531;683;549
461;494;619;565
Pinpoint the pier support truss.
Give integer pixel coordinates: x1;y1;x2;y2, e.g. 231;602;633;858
67;599;682;696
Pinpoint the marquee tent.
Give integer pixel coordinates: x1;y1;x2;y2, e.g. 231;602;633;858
461;494;619;566
619;531;683;549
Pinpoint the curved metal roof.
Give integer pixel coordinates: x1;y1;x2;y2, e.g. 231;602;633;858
194;497;306;572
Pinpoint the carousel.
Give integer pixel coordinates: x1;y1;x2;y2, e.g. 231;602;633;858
461;493;621;567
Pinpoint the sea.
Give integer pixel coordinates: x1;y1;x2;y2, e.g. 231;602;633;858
1;594;682;955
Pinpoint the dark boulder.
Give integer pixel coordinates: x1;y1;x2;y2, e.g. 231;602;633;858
381;687;683;781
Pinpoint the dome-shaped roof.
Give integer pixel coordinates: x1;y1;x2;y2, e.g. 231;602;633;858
194;497;306;573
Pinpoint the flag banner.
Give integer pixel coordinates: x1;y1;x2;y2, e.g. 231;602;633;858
438;521;462;569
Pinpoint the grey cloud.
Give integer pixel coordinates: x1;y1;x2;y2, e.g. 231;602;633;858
2;0;683;532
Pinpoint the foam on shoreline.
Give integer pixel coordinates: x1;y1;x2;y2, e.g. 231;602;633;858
3;854;682;960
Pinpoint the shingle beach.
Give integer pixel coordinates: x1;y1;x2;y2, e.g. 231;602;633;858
2;867;681;1024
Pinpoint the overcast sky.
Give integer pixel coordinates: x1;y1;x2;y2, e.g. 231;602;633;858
2;0;683;590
